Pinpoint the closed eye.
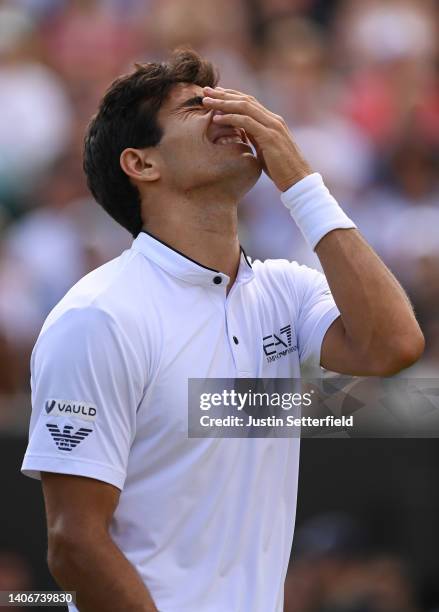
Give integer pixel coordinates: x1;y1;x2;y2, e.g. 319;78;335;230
174;96;210;115
179;107;210;120
187;106;209;113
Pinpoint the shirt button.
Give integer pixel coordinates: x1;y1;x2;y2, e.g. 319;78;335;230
233;336;239;345
213;276;222;285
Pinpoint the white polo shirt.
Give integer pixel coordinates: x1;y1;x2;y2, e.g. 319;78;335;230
22;230;339;612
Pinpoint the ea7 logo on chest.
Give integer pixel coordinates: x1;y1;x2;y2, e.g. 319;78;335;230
263;324;297;363
44;399;97;422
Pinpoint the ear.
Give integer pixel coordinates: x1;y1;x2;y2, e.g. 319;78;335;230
120;148;161;183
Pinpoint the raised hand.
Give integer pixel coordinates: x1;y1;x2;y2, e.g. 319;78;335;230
202;86;312;192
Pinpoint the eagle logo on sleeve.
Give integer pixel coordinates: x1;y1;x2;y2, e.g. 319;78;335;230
46;423;93;452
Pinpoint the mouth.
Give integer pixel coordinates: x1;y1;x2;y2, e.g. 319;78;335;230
213;135;246;145
210;128;249;146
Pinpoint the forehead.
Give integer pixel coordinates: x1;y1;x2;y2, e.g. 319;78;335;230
160;83;205;115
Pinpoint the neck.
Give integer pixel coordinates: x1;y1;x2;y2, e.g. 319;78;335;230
141;187;241;286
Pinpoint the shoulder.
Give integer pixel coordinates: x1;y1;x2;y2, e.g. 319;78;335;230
34;248;157;368
40;248;149;335
250;257;325;299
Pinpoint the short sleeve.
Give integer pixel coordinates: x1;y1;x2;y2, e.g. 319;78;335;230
21;307;143;490
291;264;340;370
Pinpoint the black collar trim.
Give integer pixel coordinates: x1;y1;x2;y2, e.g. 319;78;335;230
141;230;220;273
141;230;253;273
240;246;253;269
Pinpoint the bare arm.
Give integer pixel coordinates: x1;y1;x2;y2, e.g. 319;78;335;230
41;472;158;612
202;87;424;375
317;229;424;375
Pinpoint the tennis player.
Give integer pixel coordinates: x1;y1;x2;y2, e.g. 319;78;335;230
22;49;424;612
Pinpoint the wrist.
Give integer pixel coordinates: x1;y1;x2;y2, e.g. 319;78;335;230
277;159;313;193
278;168;313;192
281;173;357;250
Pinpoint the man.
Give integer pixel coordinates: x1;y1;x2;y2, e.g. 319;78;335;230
22;49;424;611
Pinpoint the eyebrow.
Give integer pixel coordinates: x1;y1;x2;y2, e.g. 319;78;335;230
173;95;205;112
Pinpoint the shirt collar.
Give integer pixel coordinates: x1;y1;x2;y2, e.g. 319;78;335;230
131;230;254;288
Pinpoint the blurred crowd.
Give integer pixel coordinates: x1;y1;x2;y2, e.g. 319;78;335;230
285;513;429;612
0;0;438;386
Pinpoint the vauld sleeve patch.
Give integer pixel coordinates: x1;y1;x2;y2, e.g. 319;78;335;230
44;399;97;421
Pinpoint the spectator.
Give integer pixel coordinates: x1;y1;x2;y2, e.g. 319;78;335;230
0;2;73;215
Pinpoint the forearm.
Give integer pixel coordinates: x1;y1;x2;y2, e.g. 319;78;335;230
48;531;158;612
315;228;422;361
281;173;424;374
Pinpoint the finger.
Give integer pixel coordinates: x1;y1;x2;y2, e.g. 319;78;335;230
242;128;264;159
205;97;276;128
212;113;266;139
203;86;256;103
203;87;279;122
203;89;247;104
244;129;261;152
203;87;260;106
219;88;253;98
204;86;249;98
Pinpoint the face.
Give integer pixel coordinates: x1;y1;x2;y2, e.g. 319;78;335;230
153;83;262;198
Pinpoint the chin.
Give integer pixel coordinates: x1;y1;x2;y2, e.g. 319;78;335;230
220;153;262;198
188;149;262;196
235;150;262;180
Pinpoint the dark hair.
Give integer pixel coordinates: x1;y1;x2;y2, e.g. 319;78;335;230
83;48;219;236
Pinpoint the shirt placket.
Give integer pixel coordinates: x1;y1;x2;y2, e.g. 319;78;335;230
224;283;253;377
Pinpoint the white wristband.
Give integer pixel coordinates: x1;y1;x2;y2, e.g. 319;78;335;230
280;173;357;250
